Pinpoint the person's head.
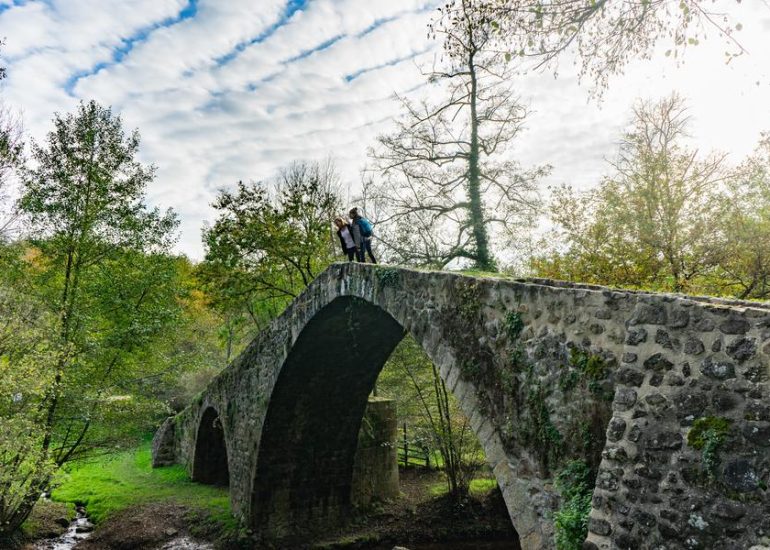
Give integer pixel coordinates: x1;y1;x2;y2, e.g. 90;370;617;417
333;217;345;229
348;207;358;219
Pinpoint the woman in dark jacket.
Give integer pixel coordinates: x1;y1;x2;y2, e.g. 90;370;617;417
334;217;357;261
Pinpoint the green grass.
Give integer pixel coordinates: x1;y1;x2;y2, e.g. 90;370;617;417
428;477;498;497
50;443;234;530
458;269;508;279
469;478;497;494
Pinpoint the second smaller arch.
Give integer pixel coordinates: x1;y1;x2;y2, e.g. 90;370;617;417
192;406;230;486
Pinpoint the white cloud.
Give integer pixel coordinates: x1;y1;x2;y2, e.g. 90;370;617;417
2;0;769;258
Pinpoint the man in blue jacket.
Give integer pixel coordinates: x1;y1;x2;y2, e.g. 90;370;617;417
348;207;377;263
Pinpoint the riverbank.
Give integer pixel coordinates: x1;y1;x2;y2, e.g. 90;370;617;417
309;468;518;549
21;443;242;548
22;444;517;549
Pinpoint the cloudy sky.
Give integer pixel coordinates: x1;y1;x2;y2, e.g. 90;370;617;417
1;0;769;258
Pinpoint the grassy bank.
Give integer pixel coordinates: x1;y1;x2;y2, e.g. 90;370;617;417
49;442;235;532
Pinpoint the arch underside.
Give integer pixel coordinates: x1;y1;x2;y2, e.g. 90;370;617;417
250;296;405;538
193;406;230;486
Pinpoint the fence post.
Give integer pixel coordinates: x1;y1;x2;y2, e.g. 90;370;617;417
403;422;408;469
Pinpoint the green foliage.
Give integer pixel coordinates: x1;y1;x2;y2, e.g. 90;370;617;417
529;97;770;302
456;281;482;321
553;460;593;550
198;160;341;340
508;344;527;370
714;133;770;300
504;311;524;341
557;369;580;393
459;360;481;382
0;100;182;535
498;365;517;394
0;289;57;535
375;267;401;289
559;349;611;401
569;349;608;381
687;416;731;450
429;477;497;498
376;336;485;501
520;383;563;474
687;416;731;480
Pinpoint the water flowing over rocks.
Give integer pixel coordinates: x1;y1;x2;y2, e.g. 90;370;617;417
33;509;92;550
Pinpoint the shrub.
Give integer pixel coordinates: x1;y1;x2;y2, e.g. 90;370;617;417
554;460;593;550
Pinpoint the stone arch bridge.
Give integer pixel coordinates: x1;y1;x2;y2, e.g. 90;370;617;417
152;263;770;549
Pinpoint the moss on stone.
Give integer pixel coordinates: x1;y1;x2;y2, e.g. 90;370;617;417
519;383;564;474
687;416;732;481
569;348;608;381
504;311;524;341
375;267;401;289
455;280;483;322
559;349;613;401
687;417;731;450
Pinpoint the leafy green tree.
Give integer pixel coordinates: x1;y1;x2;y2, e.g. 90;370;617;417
160;257;229;411
532;94;729;292
0;284;57;537
368;0;547;270
199;160;341;343
0;100;180;536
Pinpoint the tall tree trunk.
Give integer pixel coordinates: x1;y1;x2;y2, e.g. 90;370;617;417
467;47;494;271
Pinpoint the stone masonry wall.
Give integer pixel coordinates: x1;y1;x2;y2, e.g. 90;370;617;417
152;263;770;549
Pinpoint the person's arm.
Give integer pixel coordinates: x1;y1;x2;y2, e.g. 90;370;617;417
337;231;347;254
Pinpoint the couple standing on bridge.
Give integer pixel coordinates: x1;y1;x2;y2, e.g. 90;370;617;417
334;207;377;264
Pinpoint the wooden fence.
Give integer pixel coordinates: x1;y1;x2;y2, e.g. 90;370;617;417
396;422;433;469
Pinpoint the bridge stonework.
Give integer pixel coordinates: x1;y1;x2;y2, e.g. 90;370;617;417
152;263;770;549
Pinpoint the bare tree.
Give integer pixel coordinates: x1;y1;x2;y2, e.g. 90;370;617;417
0;42;23;240
368;0;548;270
438;0;751;95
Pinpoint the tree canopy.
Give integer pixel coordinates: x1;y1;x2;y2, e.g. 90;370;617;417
437;0;748;94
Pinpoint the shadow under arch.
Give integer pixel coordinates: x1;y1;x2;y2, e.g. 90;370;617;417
250;295;520;546
192;406;230;486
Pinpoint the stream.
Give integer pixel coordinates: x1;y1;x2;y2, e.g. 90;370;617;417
33;510;214;550
34;508;93;550
31;505;508;550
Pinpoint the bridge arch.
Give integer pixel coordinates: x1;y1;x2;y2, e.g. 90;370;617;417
192;406;230;486
248;295;522;542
